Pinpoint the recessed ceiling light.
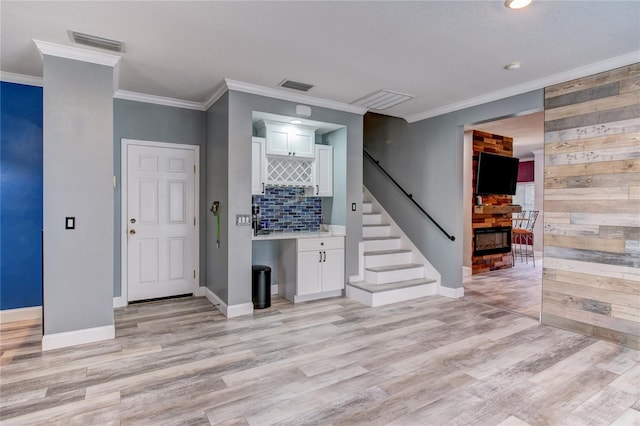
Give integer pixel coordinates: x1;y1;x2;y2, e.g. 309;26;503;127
505;0;532;9
504;62;522;70
290;119;303;125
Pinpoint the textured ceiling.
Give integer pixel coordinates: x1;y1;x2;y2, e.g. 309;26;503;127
2;1;639;120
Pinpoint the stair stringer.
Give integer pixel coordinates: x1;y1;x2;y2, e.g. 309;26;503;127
350;186;442;293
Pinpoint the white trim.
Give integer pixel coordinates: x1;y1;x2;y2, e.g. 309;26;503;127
404;50;640;123
202;80;230;110
227;302;254;318
271;283;279;295
112;297;126;308
0;306;42;323
42;325;115;351
33;40;121;68
202;287;254;318
438;285;465;299
120;139;200;304
193;286;206;297
0;71;43;87
462;266;471;278
224;79;368;115
114;90;205;111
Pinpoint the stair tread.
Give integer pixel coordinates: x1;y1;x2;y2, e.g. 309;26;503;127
363;249;412;256
362;236;401;241
348;278;437;293
363;212;381;215
365;263;424;273
362;224;390;227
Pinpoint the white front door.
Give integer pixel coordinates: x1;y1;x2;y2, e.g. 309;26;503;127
126;143;197;301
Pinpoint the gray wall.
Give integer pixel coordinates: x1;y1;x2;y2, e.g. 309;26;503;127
322;127;347;227
113;99;206;297
205;93;230;301
208;90;363;306
42;56;114;334
364;90;543;289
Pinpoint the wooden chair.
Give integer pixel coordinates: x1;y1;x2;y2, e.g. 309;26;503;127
512;210;539;266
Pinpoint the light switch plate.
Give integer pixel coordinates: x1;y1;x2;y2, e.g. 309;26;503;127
65;217;75;229
236;214;251;226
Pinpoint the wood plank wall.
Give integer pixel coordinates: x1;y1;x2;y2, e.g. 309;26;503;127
472;130;514;274
543;63;640;349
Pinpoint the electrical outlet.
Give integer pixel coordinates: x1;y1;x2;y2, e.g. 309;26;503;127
236;214;251;226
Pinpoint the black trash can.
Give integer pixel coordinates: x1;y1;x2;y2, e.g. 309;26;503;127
252;265;271;309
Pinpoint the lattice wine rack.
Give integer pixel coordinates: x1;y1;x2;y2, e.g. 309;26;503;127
266;157;313;186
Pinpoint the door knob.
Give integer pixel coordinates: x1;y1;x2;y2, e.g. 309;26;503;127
130;218;136;224
129;229;136;235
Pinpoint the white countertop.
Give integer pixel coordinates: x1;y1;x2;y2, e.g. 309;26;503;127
252;230;345;241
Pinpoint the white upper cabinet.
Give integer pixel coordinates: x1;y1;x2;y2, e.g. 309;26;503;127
313;145;333;197
251;137;266;195
256;120;315;158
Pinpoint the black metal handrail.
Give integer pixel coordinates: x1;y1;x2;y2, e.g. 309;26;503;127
363;149;455;242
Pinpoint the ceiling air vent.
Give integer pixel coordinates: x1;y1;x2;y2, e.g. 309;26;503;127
279;79;314;92
68;30;124;53
352;89;414;110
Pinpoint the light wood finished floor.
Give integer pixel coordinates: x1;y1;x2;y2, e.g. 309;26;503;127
1;294;639;425
464;259;542;319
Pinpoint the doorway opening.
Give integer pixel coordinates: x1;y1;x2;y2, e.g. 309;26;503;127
462;111;544;319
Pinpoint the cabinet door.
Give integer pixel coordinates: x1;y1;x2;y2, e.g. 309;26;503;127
297;250;323;295
251;137;265;195
322;248;345;291
290;128;315;158
265;124;290;156
314;145;333;197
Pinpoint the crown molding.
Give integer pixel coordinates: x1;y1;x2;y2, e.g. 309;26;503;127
404;50;640;123
0;71;43;87
33;39;121;68
222;79;368;115
114;90;205;111
202;79;230;110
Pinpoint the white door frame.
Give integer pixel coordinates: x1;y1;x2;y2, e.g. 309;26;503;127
120;138;200;306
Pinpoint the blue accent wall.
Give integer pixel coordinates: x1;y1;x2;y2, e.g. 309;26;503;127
0;82;43;310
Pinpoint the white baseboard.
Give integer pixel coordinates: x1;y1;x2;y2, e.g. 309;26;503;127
193;286;206;297
462;266;472;278
271;283;279;295
227;302;254;318
438;285;464;298
42;324;115;351
0;306;42;323
202;287;253;318
112;297;127;308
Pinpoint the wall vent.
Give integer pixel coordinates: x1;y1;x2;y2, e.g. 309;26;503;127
68;30;124;53
352;89;414;110
279;79;314;92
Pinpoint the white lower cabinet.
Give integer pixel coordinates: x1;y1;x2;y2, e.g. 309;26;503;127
279;236;345;302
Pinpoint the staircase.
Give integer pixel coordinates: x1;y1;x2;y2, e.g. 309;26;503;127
346;188;441;307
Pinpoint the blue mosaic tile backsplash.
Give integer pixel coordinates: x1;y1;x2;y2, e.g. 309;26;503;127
252;187;321;232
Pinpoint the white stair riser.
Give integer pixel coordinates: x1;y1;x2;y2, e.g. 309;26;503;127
363;238;402;252
365;266;424;284
362;226;391;238
362;203;373;214
362;214;383;225
364;252;413;268
346;283;438;307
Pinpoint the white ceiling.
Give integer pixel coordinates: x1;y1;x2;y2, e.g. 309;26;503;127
2;1;639;121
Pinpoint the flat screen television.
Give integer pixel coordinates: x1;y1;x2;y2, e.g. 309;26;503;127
475;152;519;195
